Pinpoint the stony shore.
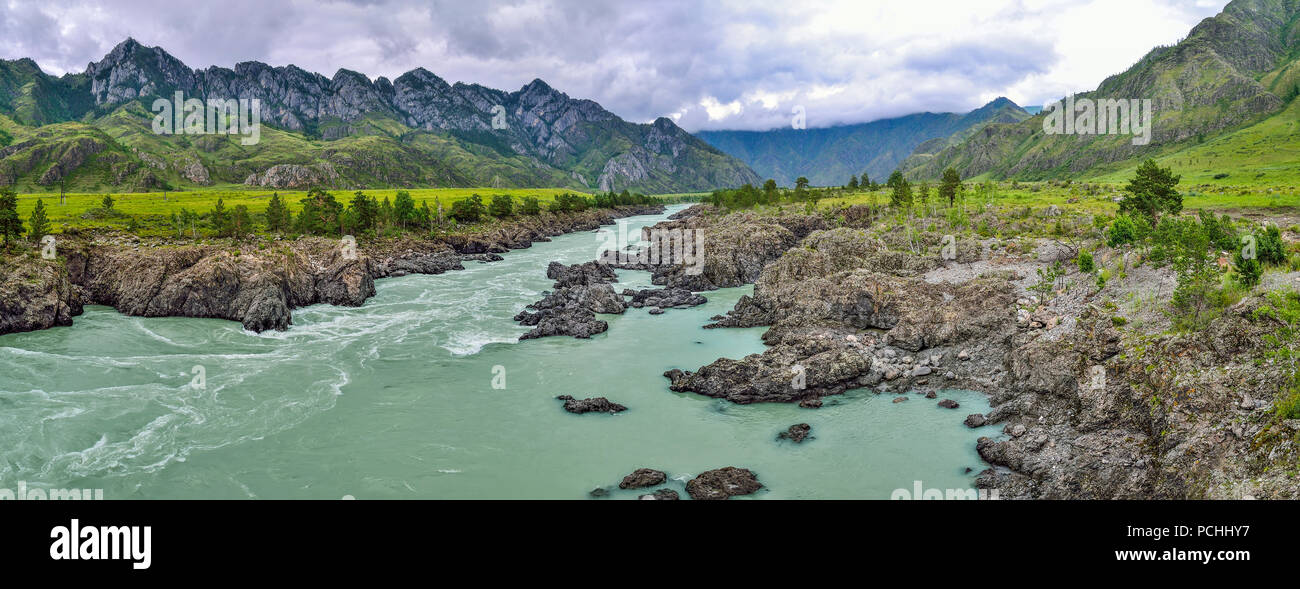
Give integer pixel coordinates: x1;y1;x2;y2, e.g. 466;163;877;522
0;204;664;335
620;203;1299;499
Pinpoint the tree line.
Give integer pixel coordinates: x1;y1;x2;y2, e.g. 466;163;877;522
0;188;658;245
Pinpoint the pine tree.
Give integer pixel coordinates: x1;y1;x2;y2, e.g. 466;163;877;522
265;192;290;232
939;167;961;207
883;171;915;208
210;198;232;237
0;188;21;246
393;191;416;230
1119;159;1181;225
27;198;49;241
231;205;252;237
349;191;379;234
848;175;859;190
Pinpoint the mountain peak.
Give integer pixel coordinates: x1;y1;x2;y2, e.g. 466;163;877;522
520;78;560;97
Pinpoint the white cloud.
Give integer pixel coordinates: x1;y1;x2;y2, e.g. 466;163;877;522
0;0;1229;131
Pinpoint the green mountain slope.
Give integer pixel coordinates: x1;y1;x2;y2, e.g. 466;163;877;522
0;40;759;193
905;0;1300;181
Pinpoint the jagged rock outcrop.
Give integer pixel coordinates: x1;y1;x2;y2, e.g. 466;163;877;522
623;287;707;310
0;255;83;334
515;261;626;340
665;224;1016;404
244;163;339;189
604;209;824;291
65;238;372;332
0;205;661;337
638;489;680;500
975;299;1300;499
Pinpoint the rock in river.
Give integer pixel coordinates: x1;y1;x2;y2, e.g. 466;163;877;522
556;395;627;414
686;467;763;500
639;489;680;500
777;423;812;443
619;468;667;489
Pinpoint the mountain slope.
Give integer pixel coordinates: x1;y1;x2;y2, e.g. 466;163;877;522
0;39;759;193
904;0;1300;181
696;97;1030;186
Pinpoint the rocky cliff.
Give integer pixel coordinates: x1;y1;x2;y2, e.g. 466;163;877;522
0;39;759;193
0;205;663;336
635;204;1297;498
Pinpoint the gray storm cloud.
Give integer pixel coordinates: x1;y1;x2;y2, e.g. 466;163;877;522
0;0;1226;131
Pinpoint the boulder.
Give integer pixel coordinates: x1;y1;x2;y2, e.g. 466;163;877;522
685;467;762;500
619;468;667;489
556;395;627;414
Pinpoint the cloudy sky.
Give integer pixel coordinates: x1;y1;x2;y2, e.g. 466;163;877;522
1;0;1228;131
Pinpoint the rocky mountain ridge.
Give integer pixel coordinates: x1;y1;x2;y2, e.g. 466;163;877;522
0;39;759;193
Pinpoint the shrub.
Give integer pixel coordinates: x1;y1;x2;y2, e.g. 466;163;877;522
1107;214;1141;247
520;196;541;215
450;194;487;224
489;194;513;218
1257;225;1285;265
1233;252;1261;288
1077;250;1095;274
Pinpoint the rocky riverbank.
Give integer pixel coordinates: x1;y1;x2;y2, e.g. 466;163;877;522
634;203;1299;499
0;204;663;336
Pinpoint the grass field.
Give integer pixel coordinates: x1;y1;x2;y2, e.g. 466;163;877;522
8;186;705;237
1091;99;1300;187
817;182;1300;216
12;187;591;235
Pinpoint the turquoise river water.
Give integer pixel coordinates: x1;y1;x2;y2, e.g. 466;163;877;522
0;205;995;499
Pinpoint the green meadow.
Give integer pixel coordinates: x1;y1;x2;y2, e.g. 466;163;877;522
13;187;592;235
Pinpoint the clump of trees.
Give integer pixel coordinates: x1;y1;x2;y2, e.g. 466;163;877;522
1102;160;1294;329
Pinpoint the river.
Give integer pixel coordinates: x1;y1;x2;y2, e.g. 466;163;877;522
0;205;993;499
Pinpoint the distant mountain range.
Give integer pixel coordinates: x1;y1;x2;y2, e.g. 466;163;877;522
0;39;760;193
696;97;1031;187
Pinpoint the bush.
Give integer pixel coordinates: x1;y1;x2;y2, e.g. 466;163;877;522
520;196;541;215
489;194;513;218
450;194;487;224
1233;251;1261;288
1107;214;1142;247
549;193;591;213
1257;225;1285;265
1077;250;1095;274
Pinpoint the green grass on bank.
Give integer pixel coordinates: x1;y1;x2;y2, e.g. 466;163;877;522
12;187;584;235
817;182;1300;216
7;186;699;237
